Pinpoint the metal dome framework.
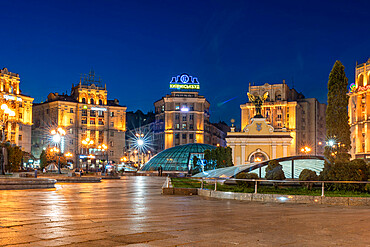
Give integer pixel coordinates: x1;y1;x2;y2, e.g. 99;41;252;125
140;143;216;172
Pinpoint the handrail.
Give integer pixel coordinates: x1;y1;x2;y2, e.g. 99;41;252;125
170;177;370;197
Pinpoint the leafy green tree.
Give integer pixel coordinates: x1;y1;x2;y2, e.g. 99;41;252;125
203;147;233;170
6;145;23;172
324;60;351;163
40;150;47;169
265;160;285;180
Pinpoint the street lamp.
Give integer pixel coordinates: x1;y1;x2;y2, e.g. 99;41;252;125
300;146;312;155
81;137;94;172
98;143;108;173
50;127;66;174
49;146;61;174
1;104;15;175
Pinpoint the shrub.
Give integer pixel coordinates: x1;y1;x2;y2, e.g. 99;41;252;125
265;160;285;180
299;169;318;190
320;159;369;191
235;172;259;188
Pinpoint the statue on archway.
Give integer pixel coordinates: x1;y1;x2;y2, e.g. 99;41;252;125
247;92;269;118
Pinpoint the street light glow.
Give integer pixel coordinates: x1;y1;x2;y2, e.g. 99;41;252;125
52;133;61;143
137;139;144;146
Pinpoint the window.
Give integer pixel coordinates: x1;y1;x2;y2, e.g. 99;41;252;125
70;139;73;144
182;134;186;139
176;124;180;129
82;98;86;103
175;114;179;120
110;131;114;137
98;119;104;125
18;135;22;141
182;123;187;129
99;99;103;105
110;141;114;147
19;125;22;131
175;133;179;139
110;150;114;156
110;112;115;117
277;114;282;119
46;109;49;114
69;129;73;134
190;105;194;111
182;115;187;121
189;124;193;130
277;122;282;128
90;118;96;125
175;104;180;110
70;108;74;113
90;110;96;117
70;118;73;124
98;111;104;117
110;122;114;127
189;134;193;139
90;99;94;105
161;105;165;112
82;109;87;116
81;118;87;124
19;113;22;119
189;114;194;120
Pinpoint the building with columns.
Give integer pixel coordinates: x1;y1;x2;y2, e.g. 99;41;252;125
32;71;126;167
349;58;370;159
0;68;33;153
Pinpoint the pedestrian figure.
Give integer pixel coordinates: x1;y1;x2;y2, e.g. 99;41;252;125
157;166;161;176
160;166;163;176
34;169;37;178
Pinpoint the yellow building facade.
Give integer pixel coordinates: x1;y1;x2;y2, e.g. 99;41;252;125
0;68;33;152
32;71;126;167
349;58;370;159
240;82;326;156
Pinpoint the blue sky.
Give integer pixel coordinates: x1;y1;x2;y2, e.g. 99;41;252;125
1;0;369;126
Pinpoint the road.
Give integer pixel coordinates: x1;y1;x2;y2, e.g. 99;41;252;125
0;176;369;246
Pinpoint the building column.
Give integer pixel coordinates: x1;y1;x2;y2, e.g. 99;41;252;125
272;143;277;159
241;144;246;165
230;144;236;166
283;144;288;157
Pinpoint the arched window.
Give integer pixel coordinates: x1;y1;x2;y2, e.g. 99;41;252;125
90;99;94;105
249;151;268;163
82;98;86;103
275;91;282;101
99;99;103;105
358;74;364;87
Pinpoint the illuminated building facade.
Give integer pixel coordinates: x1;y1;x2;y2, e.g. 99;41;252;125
348;58;370;159
154;73;225;152
32;71;126;167
0;68;33;152
239;82;326;158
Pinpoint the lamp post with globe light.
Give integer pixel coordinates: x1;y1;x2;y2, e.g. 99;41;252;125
98;143;108;172
81;137;94;172
50;127;66;174
0;103;15;175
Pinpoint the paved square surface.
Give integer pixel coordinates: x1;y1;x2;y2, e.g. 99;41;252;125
0;176;369;246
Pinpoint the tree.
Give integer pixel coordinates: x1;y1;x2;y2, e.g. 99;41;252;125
40;150;47;169
6;145;23;172
299;169;318;190
265;160;285;180
324;60;351;163
203;147;233;170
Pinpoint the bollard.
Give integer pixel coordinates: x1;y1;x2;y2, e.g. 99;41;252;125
214;180;217;191
201;178;204;189
254;180;258;194
321;182;325;197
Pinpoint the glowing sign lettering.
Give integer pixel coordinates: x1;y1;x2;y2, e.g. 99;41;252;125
3;94;22;102
91;107;107;111
170;73;200;90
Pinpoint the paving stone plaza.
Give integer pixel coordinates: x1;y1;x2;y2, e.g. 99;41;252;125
0;176;369;246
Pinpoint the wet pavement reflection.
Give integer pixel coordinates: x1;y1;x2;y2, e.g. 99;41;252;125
0;176;369;246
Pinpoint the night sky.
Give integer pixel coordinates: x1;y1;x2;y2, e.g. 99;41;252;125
1;0;370;127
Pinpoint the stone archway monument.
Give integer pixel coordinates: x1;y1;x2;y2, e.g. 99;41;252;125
226;92;293;166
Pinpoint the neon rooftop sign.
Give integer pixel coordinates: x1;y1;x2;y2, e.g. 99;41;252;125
170;73;200;90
